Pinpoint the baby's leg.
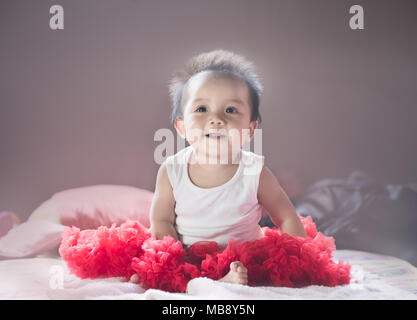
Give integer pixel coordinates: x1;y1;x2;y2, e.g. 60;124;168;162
219;261;248;285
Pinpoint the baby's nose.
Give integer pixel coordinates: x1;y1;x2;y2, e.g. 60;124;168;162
209;119;224;125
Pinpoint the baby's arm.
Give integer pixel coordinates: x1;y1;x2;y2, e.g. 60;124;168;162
150;161;178;241
257;166;306;238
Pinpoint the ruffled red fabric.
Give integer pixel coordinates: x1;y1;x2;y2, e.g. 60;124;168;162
130;236;201;292
59;220;149;279
59;215;351;292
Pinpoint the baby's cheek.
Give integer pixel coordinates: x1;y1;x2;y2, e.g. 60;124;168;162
185;128;203;144
229;129;248;148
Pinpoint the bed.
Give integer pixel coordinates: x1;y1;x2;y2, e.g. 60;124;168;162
1;249;416;300
1;185;416;300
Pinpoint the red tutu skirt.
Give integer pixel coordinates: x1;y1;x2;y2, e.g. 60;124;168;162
59;216;351;293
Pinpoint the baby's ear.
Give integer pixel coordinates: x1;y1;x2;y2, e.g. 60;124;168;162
174;118;186;139
249;120;259;139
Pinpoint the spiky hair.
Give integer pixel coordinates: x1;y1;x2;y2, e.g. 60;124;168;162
168;49;263;124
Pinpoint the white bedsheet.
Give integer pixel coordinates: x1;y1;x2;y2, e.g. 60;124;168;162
1;250;416;300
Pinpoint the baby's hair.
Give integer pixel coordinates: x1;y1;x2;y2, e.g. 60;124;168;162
168;49;263;124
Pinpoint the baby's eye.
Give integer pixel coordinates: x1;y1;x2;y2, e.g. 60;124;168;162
196;106;207;112
226;106;237;113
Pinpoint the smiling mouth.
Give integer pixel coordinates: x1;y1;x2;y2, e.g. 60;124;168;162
205;133;227;139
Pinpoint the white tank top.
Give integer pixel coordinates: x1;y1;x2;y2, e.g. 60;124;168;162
165;146;265;248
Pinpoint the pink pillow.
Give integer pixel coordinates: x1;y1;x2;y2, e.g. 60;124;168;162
32;185;154;230
0;220;65;259
0;211;20;238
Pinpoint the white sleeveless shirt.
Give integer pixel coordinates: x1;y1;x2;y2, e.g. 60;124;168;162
165;146;265;248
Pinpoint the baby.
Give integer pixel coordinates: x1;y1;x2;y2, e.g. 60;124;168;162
150;50;306;285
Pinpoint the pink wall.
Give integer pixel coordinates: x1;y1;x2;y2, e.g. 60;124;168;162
1;0;416;220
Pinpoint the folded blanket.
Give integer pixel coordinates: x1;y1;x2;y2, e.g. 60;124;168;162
59;216;351;293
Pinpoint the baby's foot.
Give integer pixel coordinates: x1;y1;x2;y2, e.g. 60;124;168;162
219;261;248;285
129;273;146;287
129;274;139;283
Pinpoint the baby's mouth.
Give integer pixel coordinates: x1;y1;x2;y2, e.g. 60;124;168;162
205;133;227;139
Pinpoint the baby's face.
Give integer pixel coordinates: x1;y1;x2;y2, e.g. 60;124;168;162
175;71;258;162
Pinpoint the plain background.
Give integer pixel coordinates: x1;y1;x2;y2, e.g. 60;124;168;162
1;0;416;221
